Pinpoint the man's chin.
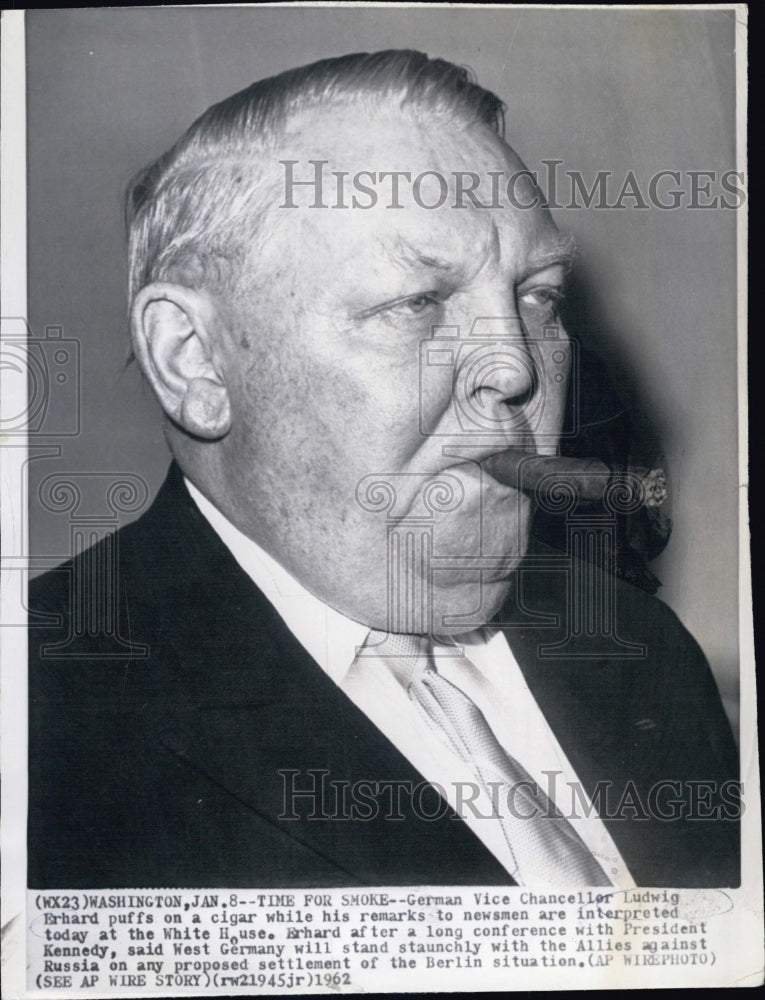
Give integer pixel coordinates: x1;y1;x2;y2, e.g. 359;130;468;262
330;521;530;634
429;571;517;634
337;571;515;636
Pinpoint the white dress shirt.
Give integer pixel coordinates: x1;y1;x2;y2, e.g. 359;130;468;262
185;477;634;887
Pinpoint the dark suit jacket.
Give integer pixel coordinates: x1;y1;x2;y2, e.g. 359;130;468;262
28;463;739;888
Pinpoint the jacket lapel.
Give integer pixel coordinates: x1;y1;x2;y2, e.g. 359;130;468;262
137;465;514;885
498;544;738;886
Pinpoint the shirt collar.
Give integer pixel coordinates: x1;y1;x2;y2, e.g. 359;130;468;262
183;476;369;683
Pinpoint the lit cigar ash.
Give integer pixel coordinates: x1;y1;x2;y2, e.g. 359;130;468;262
483;450;667;508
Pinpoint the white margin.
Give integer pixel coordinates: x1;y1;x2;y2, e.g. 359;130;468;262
1;10;29;1000
0;4;761;996
733;3;763;988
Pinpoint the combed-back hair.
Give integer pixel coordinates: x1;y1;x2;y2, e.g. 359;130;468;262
125;50;506;304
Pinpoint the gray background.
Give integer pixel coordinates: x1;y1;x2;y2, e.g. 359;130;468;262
25;7;740;723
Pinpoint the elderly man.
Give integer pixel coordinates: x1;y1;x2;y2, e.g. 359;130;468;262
28;50;738;889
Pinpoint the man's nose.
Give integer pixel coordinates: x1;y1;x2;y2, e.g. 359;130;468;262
452;316;538;434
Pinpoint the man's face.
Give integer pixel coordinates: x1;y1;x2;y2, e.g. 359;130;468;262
213;106;572;633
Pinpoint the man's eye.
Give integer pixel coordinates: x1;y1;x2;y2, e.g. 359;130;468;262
518;287;565;321
519;287;564;309
357;292;442;323
390;293;440;315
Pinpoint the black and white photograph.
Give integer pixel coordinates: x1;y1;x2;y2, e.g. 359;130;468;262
1;4;760;995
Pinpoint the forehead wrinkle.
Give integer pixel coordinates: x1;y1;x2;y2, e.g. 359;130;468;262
484;217;502;269
454;216;502;287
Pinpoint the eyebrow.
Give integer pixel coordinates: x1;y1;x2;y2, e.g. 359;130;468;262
381;237;456;273
382;231;578;279
525;233;578;274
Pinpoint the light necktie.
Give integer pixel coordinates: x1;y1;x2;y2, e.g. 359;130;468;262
364;629;612;887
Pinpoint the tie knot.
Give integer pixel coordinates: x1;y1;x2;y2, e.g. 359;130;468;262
364;629;430;687
364;628;427;656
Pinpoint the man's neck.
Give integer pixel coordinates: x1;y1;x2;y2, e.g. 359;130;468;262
183;475;369;681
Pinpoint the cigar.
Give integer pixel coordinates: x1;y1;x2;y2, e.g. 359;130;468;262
483;450;667;508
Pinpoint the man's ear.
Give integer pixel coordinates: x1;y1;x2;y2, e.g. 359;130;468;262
130;283;232;439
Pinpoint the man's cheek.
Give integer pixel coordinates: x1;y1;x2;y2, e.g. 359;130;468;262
427;489;530;563
483;490;532;557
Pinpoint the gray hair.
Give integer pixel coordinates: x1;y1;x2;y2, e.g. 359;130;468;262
125;50;505;305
